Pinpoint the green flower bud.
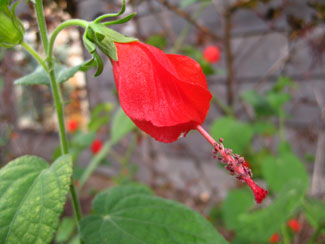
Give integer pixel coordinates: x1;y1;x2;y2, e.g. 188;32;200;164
0;1;25;48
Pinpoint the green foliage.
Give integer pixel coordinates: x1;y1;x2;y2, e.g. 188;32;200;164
0;155;72;244
14;61;91;86
222;188;254;230
261;145;309;193
111;107;136;144
88;102;114;132
182;45;215;75
55;217;76;243
210;116;254;155
146;34;167;50
81;184;229;244
0;77;3;92
85;23;137;62
304;198;325;230
234;181;305;242
180;0;211;8
241;76;294;118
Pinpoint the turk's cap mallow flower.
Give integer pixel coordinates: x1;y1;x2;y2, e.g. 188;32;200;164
82;23;267;203
0;0;24;48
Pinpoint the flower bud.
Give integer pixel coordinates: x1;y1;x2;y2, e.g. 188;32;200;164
0;2;25;48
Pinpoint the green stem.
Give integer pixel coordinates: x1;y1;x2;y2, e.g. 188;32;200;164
79;140;114;190
94;0;126;23
34;0;49;53
121;135;137;175
21;41;47;71
171;2;208;53
48;19;88;65
281;224;290;244
34;0;83;230
212;96;233;116
279;109;285;141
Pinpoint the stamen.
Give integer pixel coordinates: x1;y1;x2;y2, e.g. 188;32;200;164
196;125;268;204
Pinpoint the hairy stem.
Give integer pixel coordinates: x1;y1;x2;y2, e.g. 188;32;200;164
48;19;88;64
21;41;47;71
34;0;83;229
34;0;49;53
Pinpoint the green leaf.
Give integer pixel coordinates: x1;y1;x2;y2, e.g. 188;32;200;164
235;181;305;242
210;117;254;155
0;155;72;244
272;76;294;92
266;92;290;111
252;121;276;135
111;107;136;144
55;217;76;243
88;102;114;132
146;35;167;50
14;61;90;86
182;45;215;75
303;197;325;230
81;184;228;244
241;90;274;117
222;188;254;229
261;152;308;193
180;0;197;8
71;131;96;148
0;77;3;92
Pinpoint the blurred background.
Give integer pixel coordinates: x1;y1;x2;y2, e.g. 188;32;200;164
0;0;325;243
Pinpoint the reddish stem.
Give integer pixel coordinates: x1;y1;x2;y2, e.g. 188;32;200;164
196;125;268;204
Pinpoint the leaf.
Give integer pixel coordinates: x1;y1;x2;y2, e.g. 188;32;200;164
182;45;215;75
14;61;90;86
241;90;274;117
303;197;325;230
146;35;167;50
0;77;4;92
235;181;305;242
0;155;72;244
180;0;197;8
111;107;136;144
88;102;114;132
55;217;76;243
71;132;96;148
266;92;290;111
252;121;276;135
261;152;309;193
222;188;254;229
81;184;229;244
210;117;254;155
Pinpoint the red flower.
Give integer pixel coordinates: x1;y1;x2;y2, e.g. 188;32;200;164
112;41;212;143
91;139;103;154
269;233;280;243
203;45;220;63
288;219;300;232
67;119;79;133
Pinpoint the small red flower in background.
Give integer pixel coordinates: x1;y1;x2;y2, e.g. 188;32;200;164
203;45;220;63
269;233;280;243
288;219;301;232
91;139;103;154
112;41;212;143
67;119;79;133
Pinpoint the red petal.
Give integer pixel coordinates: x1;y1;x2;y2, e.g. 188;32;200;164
113;42;212;142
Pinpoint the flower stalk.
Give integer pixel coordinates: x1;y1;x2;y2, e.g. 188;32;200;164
33;0;83;229
196;125;268;203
